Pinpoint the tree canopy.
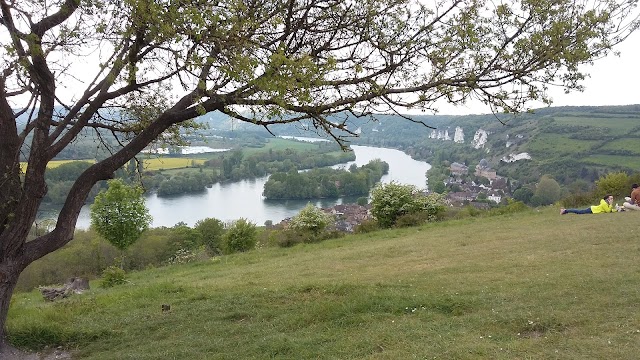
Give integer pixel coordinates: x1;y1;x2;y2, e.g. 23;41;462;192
0;0;639;345
532;175;563;206
90;179;152;252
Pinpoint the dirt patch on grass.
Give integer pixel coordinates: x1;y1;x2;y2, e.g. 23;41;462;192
0;345;72;359
517;320;567;339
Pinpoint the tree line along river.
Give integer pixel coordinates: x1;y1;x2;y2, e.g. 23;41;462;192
74;145;431;229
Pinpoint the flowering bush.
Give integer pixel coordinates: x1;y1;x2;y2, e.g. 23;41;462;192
370;182;445;228
167;247;206;265
289;203;333;235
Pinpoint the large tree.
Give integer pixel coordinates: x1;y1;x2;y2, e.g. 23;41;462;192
0;0;638;347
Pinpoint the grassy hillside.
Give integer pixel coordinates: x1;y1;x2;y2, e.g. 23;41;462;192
9;207;640;359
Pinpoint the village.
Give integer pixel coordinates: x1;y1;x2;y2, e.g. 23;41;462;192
277;159;511;232
444;159;510;207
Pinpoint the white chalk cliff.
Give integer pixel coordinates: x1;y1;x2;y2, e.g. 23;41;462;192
471;129;488;149
501;153;532;163
454;127;464;143
429;129;451;141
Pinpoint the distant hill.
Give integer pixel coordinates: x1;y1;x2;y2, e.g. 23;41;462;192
296;105;640;186
210;104;640;185
193;104;640;185
398;104;640;185
18;104;640;184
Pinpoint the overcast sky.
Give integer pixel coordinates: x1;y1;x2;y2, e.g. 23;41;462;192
435;30;640;116
6;21;638;117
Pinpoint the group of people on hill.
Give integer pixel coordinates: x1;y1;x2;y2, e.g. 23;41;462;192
560;183;640;215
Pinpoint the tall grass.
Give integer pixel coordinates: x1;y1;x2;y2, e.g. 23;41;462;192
9;208;640;359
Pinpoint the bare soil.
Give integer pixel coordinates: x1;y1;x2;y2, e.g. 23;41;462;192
0;345;72;360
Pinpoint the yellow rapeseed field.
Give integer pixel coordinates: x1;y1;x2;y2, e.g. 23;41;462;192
20;159;95;172
20;158;206;172
143;157;206;170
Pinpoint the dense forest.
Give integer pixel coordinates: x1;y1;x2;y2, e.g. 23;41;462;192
263;160;389;199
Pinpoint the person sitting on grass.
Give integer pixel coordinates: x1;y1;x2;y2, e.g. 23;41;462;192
622;183;640;211
561;195;616;215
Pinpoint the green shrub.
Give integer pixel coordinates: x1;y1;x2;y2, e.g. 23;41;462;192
560;192;597;208
195;218;225;255
126;228;177;270
532;175;562;205
17;230;118;292
487;199;529;216
166;246;208;265
289;204;333;235
168;223;203;255
370;182;445;228
316;230;345;241
512;187;534;204
595;172;629;198
222;218;257;253
455;205;483;219
268;227;344;248
394;211;432;228
438;206;478;221
269;229;307;247
628;173;640;189
353;219;379;233
100;266;127;288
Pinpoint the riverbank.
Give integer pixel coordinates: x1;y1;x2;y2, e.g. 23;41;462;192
73;145;430;229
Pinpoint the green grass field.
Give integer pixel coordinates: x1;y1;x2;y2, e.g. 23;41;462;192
8;207;640;359
20;158;205;172
553;116;639;136
522;114;640;169
582;154;640;169
243;138;320;154
598;138;640;155
158;167;215;177
525;133;599;156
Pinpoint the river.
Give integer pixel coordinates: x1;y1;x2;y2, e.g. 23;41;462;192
74;145;430;229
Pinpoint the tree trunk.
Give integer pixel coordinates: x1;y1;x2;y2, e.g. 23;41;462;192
0;260;22;349
0;111;182;346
